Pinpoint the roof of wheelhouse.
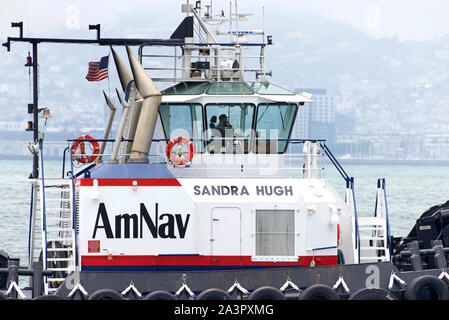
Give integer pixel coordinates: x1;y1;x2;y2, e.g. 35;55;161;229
160;81;313;104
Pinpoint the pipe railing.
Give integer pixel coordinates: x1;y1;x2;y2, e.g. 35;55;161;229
377;178;391;258
64;138;332;173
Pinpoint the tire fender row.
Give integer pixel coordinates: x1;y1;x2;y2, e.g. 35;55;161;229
3;272;449;300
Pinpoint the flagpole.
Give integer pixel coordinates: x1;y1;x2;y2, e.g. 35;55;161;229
107;52;111;99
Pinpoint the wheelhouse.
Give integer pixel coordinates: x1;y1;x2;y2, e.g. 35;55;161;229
157;80;311;155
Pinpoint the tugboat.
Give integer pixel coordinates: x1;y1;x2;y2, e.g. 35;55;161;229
2;1;449;301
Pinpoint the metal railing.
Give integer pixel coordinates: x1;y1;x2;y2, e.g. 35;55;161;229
374;178;392;259
38;137;48;290
138;41;268;83
64;137;331;179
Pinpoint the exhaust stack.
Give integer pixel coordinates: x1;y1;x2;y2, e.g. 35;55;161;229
109;89;130;163
115;89;143;163
96;91;117;164
110;47;143;163
125;46;162;163
111;47;142;100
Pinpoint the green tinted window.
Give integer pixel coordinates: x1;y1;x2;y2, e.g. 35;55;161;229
162;82;210;95
255;104;298;153
249;82;295;95
206;82;253;95
159;104;204;152
205;103;255;154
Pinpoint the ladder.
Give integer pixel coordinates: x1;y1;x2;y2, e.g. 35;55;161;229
32;178;77;294
357;178;391;263
358;216;390;262
112;82;138;163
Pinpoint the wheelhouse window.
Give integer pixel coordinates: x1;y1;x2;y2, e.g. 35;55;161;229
205;103;255;154
159;104;204;153
206;82;254;95
254;103;298;154
249;82;295;95
255;209;295;257
161;81;210;95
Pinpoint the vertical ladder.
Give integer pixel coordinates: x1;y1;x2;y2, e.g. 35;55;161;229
358;216;390;262
358;178;391;263
118;82;138;163
37;178;77;294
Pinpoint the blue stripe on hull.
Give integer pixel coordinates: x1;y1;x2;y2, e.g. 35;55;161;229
86;163;176;179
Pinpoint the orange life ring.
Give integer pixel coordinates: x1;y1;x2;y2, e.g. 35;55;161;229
166;136;194;166
72;134;100;164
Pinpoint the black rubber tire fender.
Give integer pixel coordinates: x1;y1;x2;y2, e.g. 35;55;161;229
405;275;449;300
32;294;64;300
299;284;339;300
0;250;9;290
88;288;125;300
248;286;285;300
143;290;176;300
196;288;232;300
348;288;396;300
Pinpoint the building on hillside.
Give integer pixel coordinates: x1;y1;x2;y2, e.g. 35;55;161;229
292;88;336;142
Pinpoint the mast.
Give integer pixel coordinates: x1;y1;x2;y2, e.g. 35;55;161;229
31;42;38;178
2;23;182;178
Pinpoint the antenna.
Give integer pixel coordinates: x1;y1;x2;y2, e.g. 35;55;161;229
235;0;238;44
262;6;265;44
229;1;232;42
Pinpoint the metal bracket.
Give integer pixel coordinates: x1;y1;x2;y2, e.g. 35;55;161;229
121;281;142;298
333;275;350;293
280;277;300;292
388;271;406;290
68;281;89;299
438;269;449;283
6;281;26;299
227;279;249;295
176;274;195;298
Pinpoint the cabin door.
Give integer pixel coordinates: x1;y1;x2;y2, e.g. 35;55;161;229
211;207;241;267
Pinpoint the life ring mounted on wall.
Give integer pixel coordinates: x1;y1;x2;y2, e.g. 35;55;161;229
166;136;194;167
72;134;100;164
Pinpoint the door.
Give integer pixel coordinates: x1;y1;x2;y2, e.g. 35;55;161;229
211;207;241;266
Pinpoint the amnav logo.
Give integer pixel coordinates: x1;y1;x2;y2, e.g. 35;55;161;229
92;203;190;239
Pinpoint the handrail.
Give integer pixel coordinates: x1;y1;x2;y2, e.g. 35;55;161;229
27;184;34;267
381;178;392;259
69;144;78;268
66;138;328;143
38;137;48;292
61;146;69;179
320;142;350;183
350;177;361;263
319;142;361;257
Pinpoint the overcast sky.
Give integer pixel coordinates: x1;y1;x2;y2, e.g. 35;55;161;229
1;0;448;95
1;0;449;42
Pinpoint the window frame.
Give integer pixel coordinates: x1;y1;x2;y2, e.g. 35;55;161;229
158;103;206;153
204;102;257;154
254;103;299;154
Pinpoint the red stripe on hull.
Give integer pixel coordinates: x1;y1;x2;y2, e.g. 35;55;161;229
81;255;337;267
79;178;181;187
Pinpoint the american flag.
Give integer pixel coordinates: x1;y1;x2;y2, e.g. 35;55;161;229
85;55;109;81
